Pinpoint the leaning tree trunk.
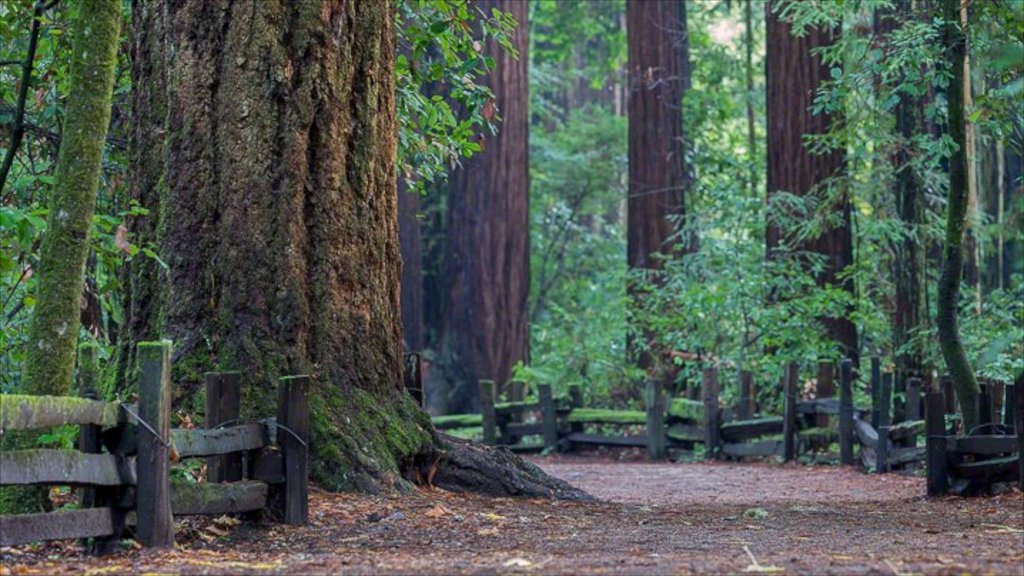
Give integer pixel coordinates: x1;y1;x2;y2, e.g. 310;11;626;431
25;0;120;397
936;0;980;432
2;0;121;516
119;0;581;498
431;0;530;414
625;0;691;373
765;2;858;364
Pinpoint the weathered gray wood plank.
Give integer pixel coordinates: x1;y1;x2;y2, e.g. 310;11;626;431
886;445;926;467
0;507;116;547
720;417;784;443
0;449;135;486
0;394;122;431
722;440;782;458
170;479;268;515
564;432;647;447
854;416;879;449
948;435;1017;455
171;423;267;458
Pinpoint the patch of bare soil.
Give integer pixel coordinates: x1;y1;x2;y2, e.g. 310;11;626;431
2;457;1022;575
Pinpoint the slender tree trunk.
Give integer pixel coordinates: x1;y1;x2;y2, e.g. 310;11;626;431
937;0;980;432
745;0;757;195
429;0;530;414
25;0;121;396
626;0;691;372
119;0;577;498
961;10;982;311
398;180;424;352
765;1;858;364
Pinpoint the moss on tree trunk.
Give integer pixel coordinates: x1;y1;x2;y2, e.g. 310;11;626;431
936;0;980;432
25;0;121;396
118;0;582;498
3;0;121;516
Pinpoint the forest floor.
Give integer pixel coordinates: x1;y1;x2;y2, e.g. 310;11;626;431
2;454;1022;575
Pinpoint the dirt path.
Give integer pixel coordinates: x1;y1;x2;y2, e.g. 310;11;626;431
2;457;1022;575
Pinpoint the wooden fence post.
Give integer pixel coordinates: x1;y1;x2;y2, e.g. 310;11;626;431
136;340;174;547
782;363;798;462
205;371;242;482
77;344;101;509
702;368;721;459
990;381;1004;429
1015;377;1024;490
925;391;949;495
870;357;881;429
404;353;424;407
875;372;893;473
278;375;309;525
978;380;992;432
816;360;835;430
479;380;497;445
839;358;854;466
1004;383;1016;429
738;370;755;420
941;374;955;415
906;377;922;422
893;374;907;425
646;379;667;460
568;384;583;435
538;384;558;451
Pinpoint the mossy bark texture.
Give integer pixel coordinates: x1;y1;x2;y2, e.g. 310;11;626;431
24;0;121;396
120;0;579;497
936;0;980;432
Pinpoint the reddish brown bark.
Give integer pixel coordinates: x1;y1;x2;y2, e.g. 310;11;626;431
430;0;530;414
626;0;691;372
399;180;424;352
626;0;688;272
765;3;858;363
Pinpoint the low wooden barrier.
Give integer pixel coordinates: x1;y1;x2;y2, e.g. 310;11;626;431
431;379;704;458
0;341;309;550
925;382;1022;496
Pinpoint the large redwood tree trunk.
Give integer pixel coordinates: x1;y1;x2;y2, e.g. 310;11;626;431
626;0;691;372
429;0;530;414
765;2;858;363
119;0;578;498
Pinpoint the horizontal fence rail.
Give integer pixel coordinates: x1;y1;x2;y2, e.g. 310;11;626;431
0;340;310;551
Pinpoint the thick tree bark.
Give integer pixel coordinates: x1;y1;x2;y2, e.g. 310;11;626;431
118;0;574;497
875;1;927;381
936;0;980;432
398;180;424;352
765;2;858;364
626;0;691;372
430;0;530;414
25;0;121;396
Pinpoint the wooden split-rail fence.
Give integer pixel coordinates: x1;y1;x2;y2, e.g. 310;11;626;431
0;341;309;551
423;354;1021;495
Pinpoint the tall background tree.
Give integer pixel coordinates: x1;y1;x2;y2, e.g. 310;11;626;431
626;0;691;372
764;1;857;364
429;0;530;414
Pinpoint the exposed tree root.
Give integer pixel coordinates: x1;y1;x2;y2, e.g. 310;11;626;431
412;432;594;501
